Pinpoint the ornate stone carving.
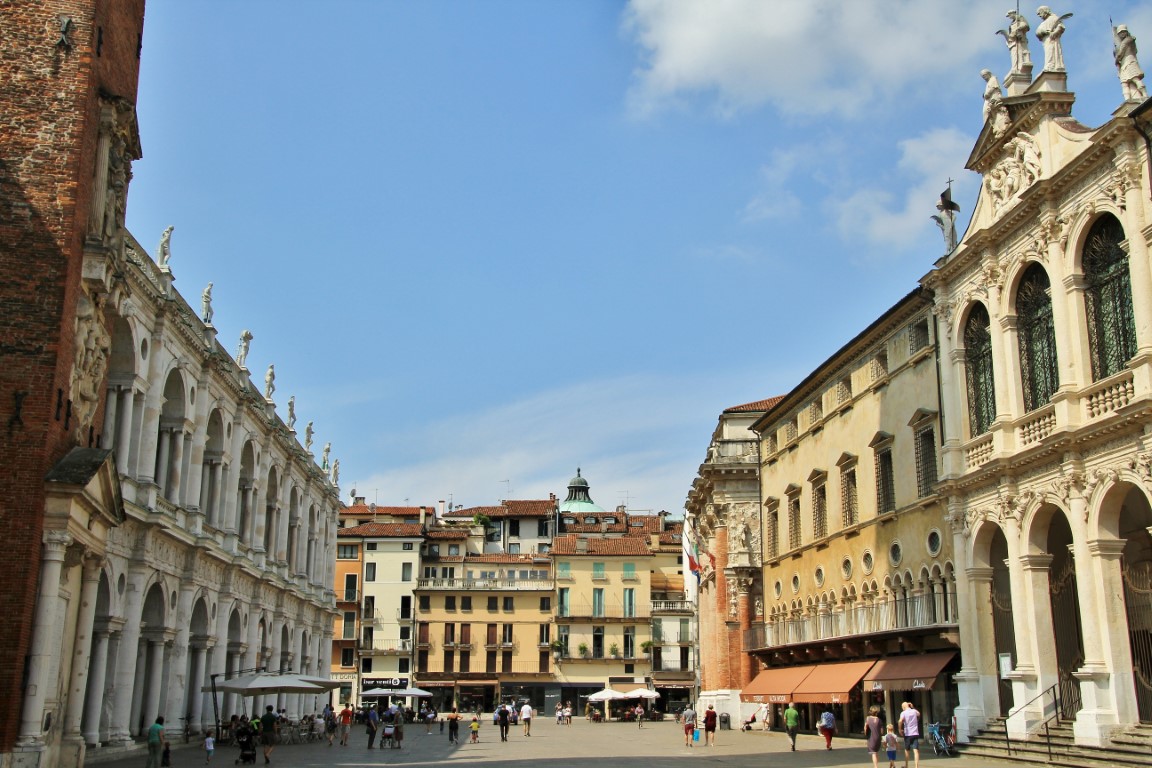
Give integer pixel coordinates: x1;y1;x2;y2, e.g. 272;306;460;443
71;290;112;440
981;70;1011;139
933;299;955;339
985;132;1042;215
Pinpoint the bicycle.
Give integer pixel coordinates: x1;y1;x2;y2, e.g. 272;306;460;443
927;721;953;756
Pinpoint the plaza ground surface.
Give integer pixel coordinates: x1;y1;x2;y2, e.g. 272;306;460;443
87;716;1010;768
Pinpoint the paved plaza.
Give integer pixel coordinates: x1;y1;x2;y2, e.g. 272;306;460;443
88;717;1008;768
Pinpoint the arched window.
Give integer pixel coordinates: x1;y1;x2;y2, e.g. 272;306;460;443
1083;214;1136;380
965;304;996;436
1017;263;1059;410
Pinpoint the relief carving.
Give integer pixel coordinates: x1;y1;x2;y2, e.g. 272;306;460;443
984;132;1043;215
71;290;112;440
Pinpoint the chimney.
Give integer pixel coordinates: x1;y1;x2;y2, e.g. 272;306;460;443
419;506;427;527
575;538;588;553
353;496;366;506
650;534;660;550
439;500;446;520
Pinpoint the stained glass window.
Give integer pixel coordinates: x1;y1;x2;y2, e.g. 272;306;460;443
1083;214;1136;380
965;303;996;436
1017;263;1059;411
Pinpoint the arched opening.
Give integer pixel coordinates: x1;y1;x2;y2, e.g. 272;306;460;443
155;369;188;501
1082;213;1136;381
136;583;169;735
201;409;225;526
237;443;257;544
1036;508;1085;719
1015;263;1059;411
964;303;997;437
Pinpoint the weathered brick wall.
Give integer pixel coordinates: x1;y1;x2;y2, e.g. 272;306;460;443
0;0;144;751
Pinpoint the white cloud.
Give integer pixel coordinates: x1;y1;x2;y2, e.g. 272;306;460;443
623;0;1004;119
348;375;742;516
742;147;806;221
830;127;977;252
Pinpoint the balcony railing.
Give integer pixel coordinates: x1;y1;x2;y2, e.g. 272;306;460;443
651;600;693;613
416;577;553;591
338;589;359;602
361;638;413;653
556;603;648;620
744;592;958;651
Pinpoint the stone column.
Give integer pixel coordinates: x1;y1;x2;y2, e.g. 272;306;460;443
155;427;171;497
63;555;104;739
1118;153;1152;361
1010;552;1057;738
168;428;186;505
109;570;146;744
163;584;196;737
985;276;1011;421
101;385;119;451
18;531;74;746
143;636;168;726
957;563;994;742
734;572;754;689
129;643;147;736
82;624;114;746
1074;536;1128;746
137;340;167;488
115;387;135;476
188;641;210;733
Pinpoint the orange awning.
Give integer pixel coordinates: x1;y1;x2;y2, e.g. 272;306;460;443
862;652;956;692
790;660;877;704
739;665;818;704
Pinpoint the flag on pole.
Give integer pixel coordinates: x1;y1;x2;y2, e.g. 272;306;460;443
683;521;701;582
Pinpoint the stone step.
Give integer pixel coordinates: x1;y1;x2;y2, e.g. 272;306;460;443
960;725;1152;768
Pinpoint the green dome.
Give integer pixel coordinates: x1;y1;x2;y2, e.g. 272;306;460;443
559;468;604;513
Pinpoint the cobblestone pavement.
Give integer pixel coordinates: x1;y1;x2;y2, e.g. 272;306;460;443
87;718;1008;768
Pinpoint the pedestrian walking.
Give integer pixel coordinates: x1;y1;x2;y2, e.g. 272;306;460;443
884;723;899;768
146;716;167;768
446;708;461;745
338;703;353;746
784;701;800;751
898;701;922;768
203;732;215;764
469;716;480;743
680;703;697;747
818;707;836;750
563;703;572;726
521;702;533;736
634;704;644;728
259;705;278;764
497;704;510;741
703;705;718;746
864;705;883;768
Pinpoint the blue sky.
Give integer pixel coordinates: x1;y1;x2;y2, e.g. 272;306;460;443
125;1;1152;515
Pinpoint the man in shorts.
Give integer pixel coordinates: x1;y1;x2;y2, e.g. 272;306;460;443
338;703;353;746
680;703;697;747
260;705;278;764
898;701;921;768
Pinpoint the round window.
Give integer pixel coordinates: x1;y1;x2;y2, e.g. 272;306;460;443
140;338;149;360
889;541;903;566
774;580;783;599
841;557;853;579
927;529;942;556
862;550;874;575
791;574;800;594
814;566;825;587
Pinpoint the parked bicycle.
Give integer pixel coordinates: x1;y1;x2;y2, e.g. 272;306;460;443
927;721;953;756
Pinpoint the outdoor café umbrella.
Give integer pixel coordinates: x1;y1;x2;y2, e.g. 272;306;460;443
361;686;433;698
207;672;331;696
621;687;660;700
587;688;627;702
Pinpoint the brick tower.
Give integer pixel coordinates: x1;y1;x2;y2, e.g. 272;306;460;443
0;1;146;764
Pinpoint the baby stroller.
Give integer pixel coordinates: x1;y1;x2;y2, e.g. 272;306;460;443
234;729;256;765
741;713;757;731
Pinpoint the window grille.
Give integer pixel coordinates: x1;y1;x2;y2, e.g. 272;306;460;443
875;447;896;514
915;426;938;497
766;434;778;454
909;319;930;353
837;377;852;404
787;495;801;550
871;350;889;381
810;399;823;423
766;502;779;559
812;484;827;539
841;468;858;527
785;419;798;442
1017;264;1059;411
1084;214;1136;381
964;304;996;436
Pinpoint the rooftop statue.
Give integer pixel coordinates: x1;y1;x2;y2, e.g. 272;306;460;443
1036;6;1072;73
264;364;276;399
236;329;253;369
156;225;174;267
201;282;213;324
998;10;1033;75
1114;24;1149;102
287;395;296;429
304;421;314;452
981;69;1011;137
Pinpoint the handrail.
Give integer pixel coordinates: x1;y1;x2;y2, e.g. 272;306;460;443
1001;682;1063;758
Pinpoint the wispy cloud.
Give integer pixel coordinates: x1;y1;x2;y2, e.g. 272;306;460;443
348;374;747;515
622;0;1004;120
742;147;806;222
829;127;977;254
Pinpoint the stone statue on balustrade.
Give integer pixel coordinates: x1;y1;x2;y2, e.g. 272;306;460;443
236;330;253;369
998;10;1033;76
201;282;213;324
264;364;276;399
1114;24;1148;101
156;225;173;267
304;421;314;452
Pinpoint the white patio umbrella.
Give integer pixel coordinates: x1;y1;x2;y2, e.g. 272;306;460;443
296;674;342;690
587;688;627;702
621;687;660;700
206;672;331;696
360;686;433;698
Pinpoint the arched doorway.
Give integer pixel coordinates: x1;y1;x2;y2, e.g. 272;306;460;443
1045;510;1085;719
1114;486;1152;722
988;528;1015;716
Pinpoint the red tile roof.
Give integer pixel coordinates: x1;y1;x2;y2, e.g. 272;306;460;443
445;499;555;519
341;504;434;517
464;553;552;564
337;522;423;538
425;527;469;540
724;395;785;413
550;535;653;556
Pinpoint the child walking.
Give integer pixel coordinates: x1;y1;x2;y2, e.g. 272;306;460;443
884;723;899;768
469;716;480;743
204;732;215;764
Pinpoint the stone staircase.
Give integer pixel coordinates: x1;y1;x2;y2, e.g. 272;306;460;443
958;718;1152;768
